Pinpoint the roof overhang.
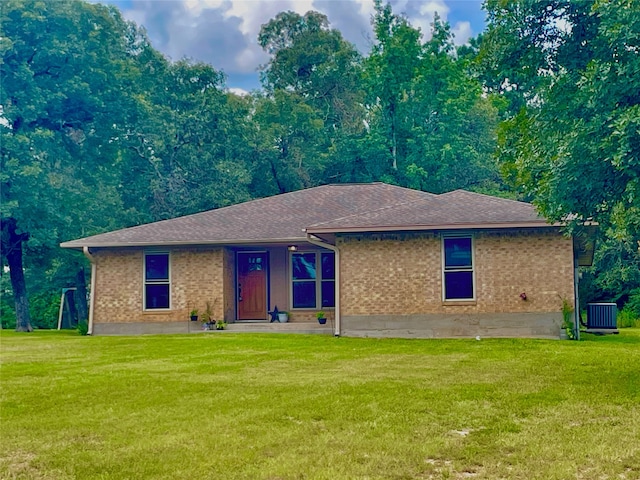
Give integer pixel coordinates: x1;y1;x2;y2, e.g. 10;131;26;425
60;236;309;250
305;221;561;235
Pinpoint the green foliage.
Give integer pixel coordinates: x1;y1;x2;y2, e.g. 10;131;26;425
28;291;60;329
1;0;150;330
626;288;640;318
482;0;640;228
257;10;364;193
215;319;227;330
617;307;640;329
360;3;503;192
481;0;640;313
1;276;17;329
77;320;89;336
561;297;576;340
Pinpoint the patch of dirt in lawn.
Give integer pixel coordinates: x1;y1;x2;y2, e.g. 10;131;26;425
0;450;69;480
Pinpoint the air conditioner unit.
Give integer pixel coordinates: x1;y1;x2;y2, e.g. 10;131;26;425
586;303;617;329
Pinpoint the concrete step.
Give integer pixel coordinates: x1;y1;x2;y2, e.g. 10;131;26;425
223;321;333;334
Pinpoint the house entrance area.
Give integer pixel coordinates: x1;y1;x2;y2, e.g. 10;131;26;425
237;252;267;320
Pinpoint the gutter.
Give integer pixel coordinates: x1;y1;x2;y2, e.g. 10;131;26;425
306;234;340;337
305;221;561;236
573;255;581;341
61;237;310;250
83;246;96;335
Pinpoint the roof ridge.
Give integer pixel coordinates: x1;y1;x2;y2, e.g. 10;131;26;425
438;189;533;206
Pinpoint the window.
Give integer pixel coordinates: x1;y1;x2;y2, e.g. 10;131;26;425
442;237;474;301
144;252;170;309
291;251;335;309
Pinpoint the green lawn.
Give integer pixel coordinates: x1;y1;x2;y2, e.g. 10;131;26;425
1;330;639;479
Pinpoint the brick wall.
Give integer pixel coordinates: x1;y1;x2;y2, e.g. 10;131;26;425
93;247;225;324
338;229;574;316
222;248;235;322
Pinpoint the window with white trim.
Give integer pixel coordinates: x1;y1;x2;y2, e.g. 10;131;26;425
442;237;474;301
291;251;335;309
144;252;170;309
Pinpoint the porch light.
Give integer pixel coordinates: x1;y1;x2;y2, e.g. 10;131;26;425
288;245;298;251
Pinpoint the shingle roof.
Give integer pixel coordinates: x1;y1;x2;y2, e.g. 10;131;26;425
61;183;434;248
305;190;549;233
61;183;552;249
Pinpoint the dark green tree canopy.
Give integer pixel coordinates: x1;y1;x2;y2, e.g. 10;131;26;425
481;0;640;308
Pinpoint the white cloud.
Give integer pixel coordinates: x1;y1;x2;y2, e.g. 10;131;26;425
227;86;250;96
419;0;449;17
109;0;484;88
451;21;472;46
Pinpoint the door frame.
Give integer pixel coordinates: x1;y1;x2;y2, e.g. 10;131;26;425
235;251;269;321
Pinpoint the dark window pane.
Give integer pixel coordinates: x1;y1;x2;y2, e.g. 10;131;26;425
444;238;472;268
145;254;169;280
292;253;316;280
145;284;170;309
321;252;335;280
444;271;474;300
321;280;335;307
293;281;316;308
248;255;263;272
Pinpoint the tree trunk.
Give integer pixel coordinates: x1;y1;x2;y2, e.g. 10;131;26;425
1;218;32;332
75;267;88;324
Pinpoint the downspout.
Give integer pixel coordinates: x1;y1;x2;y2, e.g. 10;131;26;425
574;255;581;341
306;234;340;337
83;246;96;336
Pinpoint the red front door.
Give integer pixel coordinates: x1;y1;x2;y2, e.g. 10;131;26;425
237;252;267;320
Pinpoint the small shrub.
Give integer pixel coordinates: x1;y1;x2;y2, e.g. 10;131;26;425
77;321;89;336
561;297;576;340
617;307;640;328
625;288;640;318
1;297;17;330
29;291;60;329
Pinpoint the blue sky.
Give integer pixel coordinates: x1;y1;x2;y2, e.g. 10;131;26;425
101;0;487;92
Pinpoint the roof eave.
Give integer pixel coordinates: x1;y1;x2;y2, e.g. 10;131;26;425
60;236;309;250
305;221;561;235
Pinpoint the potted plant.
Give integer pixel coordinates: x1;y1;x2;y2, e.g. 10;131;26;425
316;311;327;325
190;309;199;322
215;319;227;330
278;311;288;323
201;301;216;330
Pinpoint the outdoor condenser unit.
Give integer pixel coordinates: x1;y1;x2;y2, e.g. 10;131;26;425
586;303;618;329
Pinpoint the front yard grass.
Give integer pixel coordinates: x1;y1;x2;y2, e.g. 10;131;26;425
1;329;639;479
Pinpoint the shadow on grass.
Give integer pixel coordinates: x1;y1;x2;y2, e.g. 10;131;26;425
580;328;640;344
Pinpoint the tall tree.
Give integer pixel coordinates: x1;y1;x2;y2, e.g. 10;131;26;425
364;0;423;171
481;0;639;224
121;57;252;221
1;0;145;330
257;10;364;189
249;90;325;195
361;3;502;192
480;0;640;304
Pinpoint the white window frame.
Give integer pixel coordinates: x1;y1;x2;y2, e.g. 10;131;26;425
143;251;171;311
441;235;475;302
289;250;335;310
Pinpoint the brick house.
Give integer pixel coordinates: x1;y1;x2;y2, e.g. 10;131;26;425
61;183;594;338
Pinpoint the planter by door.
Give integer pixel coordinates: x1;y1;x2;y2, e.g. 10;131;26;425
278;313;288;323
